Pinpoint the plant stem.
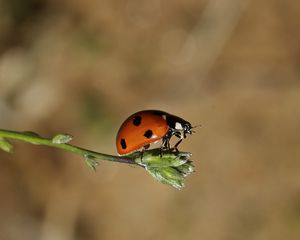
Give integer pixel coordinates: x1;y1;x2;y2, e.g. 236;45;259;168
0;129;136;165
0;129;195;189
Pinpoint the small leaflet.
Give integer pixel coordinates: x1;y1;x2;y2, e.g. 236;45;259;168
84;154;99;172
0;137;13;153
52;133;73;144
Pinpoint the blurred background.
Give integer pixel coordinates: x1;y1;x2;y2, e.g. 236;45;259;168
0;0;300;239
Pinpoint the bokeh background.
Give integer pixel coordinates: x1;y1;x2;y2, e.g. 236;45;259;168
0;0;300;239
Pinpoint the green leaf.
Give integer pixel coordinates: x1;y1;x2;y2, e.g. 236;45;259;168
0;137;13;153
52;133;73;144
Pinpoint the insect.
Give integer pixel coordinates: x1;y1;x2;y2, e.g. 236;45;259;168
116;110;193;155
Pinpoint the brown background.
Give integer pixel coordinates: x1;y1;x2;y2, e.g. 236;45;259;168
0;0;299;239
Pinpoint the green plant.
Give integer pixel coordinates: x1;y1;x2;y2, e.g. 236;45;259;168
0;129;194;190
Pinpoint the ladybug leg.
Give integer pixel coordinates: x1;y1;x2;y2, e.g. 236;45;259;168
140;144;150;162
173;131;186;151
174;139;183;152
162;137;170;150
160;137;171;157
162;129;174;150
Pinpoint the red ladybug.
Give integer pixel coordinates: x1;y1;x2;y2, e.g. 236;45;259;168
116;110;193;155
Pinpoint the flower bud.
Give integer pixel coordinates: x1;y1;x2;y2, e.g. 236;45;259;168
176;160;195;176
131;148;195;190
146;166;185;190
133;148;191;168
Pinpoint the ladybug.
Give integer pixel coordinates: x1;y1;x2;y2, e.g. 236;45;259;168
116;110;193;155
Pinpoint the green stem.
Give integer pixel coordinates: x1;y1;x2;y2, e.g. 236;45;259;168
0;129;136;165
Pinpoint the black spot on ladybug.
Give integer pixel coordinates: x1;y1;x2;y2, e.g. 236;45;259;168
120;138;127;149
144;130;153;139
132;115;142;126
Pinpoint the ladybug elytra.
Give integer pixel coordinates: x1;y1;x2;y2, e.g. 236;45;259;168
116;110;193;155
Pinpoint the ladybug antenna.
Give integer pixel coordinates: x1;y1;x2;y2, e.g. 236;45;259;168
191;124;201;133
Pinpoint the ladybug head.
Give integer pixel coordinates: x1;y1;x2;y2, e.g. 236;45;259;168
183;122;192;135
173;121;193;138
166;113;197;139
182;122;201;138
